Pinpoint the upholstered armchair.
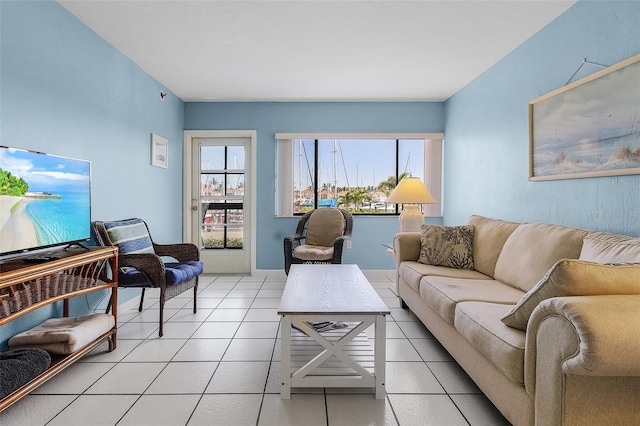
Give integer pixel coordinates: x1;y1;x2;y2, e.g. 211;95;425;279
92;218;203;337
283;208;353;275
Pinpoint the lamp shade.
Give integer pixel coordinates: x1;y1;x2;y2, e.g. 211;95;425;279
386;177;435;204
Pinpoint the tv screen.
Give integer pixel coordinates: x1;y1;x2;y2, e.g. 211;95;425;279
0;146;91;257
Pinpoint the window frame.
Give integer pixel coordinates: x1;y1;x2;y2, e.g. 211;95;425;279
276;133;443;217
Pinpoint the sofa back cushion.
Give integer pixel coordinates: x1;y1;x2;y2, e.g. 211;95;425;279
466;215;520;277
579;232;640;263
494;222;589;292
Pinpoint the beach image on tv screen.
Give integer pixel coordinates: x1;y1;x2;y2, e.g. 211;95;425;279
0;146;91;255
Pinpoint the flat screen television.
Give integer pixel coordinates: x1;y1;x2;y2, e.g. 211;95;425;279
0;146;91;258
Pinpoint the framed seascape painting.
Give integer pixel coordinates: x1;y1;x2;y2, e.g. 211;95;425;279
529;54;640;181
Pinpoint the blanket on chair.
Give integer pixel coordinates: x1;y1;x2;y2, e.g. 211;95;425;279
8;314;115;355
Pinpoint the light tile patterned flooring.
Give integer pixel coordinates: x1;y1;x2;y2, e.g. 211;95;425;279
1;271;509;426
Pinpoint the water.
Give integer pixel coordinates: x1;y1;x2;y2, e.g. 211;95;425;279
25;191;91;246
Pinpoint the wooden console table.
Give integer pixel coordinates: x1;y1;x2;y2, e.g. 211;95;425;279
0;246;118;411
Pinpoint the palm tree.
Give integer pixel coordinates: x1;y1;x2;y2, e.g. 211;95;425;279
377;172;409;194
339;188;371;211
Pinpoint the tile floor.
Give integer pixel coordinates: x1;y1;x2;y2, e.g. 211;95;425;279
0;271;509;426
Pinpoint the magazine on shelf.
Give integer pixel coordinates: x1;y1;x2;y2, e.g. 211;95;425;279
292;321;348;334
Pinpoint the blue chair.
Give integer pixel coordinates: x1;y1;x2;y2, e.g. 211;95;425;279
92;218;203;337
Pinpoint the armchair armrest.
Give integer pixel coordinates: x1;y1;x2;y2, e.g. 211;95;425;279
332;235;350;261
153;242;199;262
525;295;640;425
118;253;166;289
284;235;304;251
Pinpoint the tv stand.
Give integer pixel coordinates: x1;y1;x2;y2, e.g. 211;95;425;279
0;247;118;412
21;254;61;263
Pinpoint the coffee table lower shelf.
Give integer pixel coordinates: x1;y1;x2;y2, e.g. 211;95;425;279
280;315;386;399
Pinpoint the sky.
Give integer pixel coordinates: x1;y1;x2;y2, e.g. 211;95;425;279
294;138;425;189
0;146;91;193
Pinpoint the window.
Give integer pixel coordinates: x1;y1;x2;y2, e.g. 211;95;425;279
276;133;442;217
200;145;245;249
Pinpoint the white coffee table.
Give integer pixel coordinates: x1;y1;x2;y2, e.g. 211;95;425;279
278;264;390;399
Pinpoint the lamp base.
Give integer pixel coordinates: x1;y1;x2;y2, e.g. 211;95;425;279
398;205;424;232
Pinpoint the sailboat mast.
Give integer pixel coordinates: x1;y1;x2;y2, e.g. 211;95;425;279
404;152;411;176
333;139;338;200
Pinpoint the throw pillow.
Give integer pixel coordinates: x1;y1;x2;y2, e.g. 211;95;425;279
418;225;474;270
103;218;155;254
500;259;640;331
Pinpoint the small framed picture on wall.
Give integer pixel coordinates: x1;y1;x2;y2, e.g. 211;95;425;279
151;133;168;168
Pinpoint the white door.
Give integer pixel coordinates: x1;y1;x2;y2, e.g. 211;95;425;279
184;131;255;274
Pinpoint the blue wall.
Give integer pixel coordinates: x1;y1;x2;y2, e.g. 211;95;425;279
185;102;445;270
1;1;184;348
444;0;640;235
1;1;185;237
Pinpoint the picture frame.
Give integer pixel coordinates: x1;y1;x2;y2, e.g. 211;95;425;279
529;54;640;181
151;134;168;168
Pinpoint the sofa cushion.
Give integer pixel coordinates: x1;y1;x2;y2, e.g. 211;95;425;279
501;259;640;330
494;222;589;292
399;261;492;292
579;234;640;263
418;225;474;269
466;215;520;277
419;276;525;324
455;302;525;384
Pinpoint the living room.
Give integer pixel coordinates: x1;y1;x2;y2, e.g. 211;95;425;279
1;0;639;425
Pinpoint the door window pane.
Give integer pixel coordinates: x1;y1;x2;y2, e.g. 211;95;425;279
226;173;245;196
227;146;245;170
199;145;244;250
201;174;225;196
201;146;225;170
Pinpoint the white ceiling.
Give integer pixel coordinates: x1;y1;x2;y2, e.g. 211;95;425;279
58;0;576;102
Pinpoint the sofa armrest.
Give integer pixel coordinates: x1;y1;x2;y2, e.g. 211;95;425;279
525;295;640;424
392;232;422;265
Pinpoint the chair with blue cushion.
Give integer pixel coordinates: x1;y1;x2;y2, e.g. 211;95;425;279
92;218;203;337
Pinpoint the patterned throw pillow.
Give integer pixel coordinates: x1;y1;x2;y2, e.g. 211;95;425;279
103;218;155;254
418;225;474;270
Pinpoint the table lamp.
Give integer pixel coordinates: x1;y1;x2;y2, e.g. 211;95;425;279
385;177;435;232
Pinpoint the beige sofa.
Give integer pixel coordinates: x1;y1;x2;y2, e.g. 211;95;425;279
393;215;640;426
